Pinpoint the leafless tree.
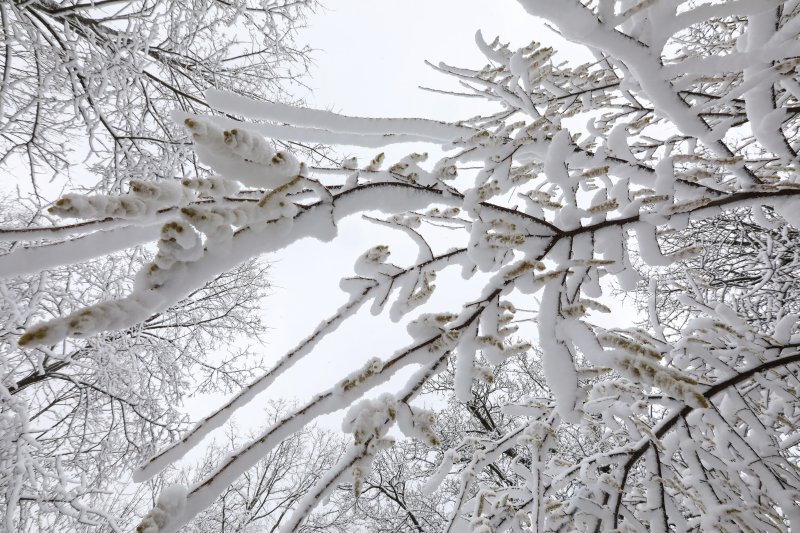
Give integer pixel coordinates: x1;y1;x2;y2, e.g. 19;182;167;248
6;1;800;532
0;0;317;195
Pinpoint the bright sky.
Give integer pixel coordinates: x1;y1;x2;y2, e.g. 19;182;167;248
227;2;526;400
298;0;544;120
180;1;636;455
192;1;580;428
180;1;537;427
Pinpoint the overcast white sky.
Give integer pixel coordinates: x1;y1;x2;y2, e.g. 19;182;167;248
195;2;583;428
298;0;543;119
170;1;637;462
221;1;534;405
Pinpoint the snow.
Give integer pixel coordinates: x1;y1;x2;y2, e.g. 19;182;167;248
206;89;477;142
421;448;458;496
0;223;162;278
773;314;798;344
539;278;582;423
455;323;479;403
136;485;187;533
181;116;302;188
741;10;796;159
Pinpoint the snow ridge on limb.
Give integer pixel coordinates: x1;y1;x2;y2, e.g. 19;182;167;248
0;223;163;279
206;89;478;141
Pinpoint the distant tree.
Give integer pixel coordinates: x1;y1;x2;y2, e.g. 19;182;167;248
0;0;317;530
331;352;548;532
638;207;800;336
6;1;800;532
101;403;348;533
173;405;348;533
0;197;273;531
0;0;317;194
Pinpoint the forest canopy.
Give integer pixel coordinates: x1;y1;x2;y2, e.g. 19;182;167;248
2;1;800;532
